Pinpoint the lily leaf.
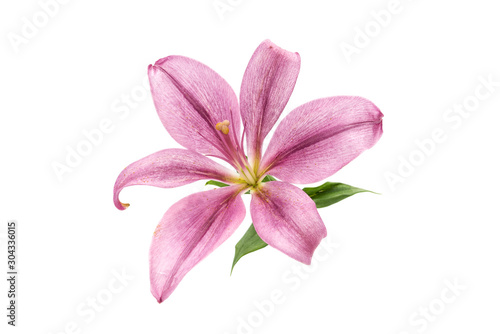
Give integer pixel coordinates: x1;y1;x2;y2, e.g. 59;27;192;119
261;175;277;182
231;181;378;273
231;224;268;275
303;182;377;208
205;180;229;187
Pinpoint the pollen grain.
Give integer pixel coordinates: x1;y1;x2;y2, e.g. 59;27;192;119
215;120;230;135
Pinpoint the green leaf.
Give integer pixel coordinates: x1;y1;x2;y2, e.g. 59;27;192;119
303;182;378;208
231;181;378;272
205;180;229;188
261;175;277;182
231;224;268;274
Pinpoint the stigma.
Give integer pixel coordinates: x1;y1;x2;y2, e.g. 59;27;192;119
215;120;230;135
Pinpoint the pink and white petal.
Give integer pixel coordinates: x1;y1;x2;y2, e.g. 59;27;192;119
150;185;246;303
149;56;241;161
113;148;239;210
261;96;383;184
240;40;301;163
250;181;327;264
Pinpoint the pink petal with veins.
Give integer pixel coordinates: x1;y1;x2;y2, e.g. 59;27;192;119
150;185;246;302
149;56;241;164
240;40;300;164
261;96;383;184
251;181;327;264
113;148;239;210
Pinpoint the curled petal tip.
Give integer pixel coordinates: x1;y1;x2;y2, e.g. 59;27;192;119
120;202;130;210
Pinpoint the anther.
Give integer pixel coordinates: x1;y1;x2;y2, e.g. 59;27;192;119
215;120;230;135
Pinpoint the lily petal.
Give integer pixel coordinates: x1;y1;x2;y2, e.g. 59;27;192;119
150;185;246;302
261;96;383;184
240;40;300;165
149;56;242;163
113;149;239;210
250;181;327;264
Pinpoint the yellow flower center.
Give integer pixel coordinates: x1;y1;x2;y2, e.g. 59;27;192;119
214;119;263;189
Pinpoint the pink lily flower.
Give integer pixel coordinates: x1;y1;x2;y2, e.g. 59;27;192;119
113;40;383;303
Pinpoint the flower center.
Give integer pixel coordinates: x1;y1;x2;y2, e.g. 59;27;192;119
214;119;261;188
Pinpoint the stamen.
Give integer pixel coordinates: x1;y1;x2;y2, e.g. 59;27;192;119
215;120;230;135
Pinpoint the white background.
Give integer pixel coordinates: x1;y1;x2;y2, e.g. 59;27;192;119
1;0;500;333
